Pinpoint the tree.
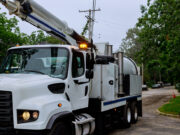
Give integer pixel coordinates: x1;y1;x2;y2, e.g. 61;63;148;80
120;27;142;62
27;30;66;45
27;30;65;45
0;10;29;63
136;0;180;83
45;36;66;44
28;30;47;45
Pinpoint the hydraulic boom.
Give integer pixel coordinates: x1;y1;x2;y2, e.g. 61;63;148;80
0;0;89;46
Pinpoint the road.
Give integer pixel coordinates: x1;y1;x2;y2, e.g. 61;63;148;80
109;86;180;135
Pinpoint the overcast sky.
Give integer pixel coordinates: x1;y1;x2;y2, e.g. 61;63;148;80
0;0;147;51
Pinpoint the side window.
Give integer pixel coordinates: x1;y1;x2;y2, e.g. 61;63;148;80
6;54;22;73
72;52;85;78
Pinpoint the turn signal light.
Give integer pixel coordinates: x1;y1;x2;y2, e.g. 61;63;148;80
58;103;62;107
32;111;39;119
79;43;88;50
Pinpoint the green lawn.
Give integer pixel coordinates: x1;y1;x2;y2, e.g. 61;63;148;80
159;96;180;115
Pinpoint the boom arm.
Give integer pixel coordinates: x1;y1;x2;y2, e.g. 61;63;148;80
0;0;89;46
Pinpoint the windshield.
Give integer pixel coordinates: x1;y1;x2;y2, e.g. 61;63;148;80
0;47;69;79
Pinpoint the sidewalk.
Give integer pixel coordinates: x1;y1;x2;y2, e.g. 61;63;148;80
142;86;179;98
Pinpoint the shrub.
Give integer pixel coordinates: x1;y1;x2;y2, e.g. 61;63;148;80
175;83;180;93
146;81;155;88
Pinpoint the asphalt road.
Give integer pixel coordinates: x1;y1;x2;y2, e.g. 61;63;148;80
109;86;180;135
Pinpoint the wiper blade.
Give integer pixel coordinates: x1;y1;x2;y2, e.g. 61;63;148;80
24;70;45;75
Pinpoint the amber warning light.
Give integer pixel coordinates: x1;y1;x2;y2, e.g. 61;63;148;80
79;43;88;50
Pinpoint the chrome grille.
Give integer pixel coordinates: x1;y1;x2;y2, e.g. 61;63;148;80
0;91;14;134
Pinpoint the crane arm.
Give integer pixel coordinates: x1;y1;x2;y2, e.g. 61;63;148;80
0;0;89;46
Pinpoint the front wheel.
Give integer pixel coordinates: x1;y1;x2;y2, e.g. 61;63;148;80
48;122;71;135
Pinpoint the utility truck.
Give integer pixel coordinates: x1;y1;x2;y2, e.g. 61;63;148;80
0;0;142;135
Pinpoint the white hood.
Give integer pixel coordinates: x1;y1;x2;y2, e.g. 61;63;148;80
0;73;61;91
0;73;51;81
0;73;51;84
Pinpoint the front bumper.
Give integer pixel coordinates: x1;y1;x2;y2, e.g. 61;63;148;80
0;128;46;135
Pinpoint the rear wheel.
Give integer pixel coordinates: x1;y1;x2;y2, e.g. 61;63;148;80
48;122;71;135
131;102;138;124
121;104;131;128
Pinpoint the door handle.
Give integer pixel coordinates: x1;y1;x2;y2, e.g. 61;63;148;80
74;80;90;85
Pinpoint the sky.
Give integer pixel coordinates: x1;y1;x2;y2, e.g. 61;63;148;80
0;0;147;51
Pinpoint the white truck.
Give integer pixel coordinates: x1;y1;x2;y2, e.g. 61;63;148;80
0;0;142;135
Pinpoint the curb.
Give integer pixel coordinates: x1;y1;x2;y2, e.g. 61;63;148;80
156;109;180;119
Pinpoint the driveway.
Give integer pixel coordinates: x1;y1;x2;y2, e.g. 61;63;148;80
109;86;180;135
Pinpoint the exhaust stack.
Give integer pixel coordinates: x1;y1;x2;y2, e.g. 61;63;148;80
106;45;113;56
117;52;124;96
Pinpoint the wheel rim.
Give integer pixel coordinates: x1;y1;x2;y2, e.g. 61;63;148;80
134;106;138;120
127;108;131;123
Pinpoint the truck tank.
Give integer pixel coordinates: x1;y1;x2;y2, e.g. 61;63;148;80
123;57;138;75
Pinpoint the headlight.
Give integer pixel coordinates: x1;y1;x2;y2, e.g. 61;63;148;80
22;111;30;121
17;110;39;124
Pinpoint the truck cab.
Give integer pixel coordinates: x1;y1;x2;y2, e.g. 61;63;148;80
0;45;91;134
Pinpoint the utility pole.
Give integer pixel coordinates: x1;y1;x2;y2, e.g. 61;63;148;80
79;0;100;41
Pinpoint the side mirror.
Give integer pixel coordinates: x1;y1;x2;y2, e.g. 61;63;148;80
86;53;94;70
86;53;91;69
86;70;94;79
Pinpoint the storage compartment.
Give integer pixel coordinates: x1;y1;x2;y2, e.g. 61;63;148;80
123;75;142;96
90;63;117;101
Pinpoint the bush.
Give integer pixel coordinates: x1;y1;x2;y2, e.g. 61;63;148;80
146;81;155;88
175;83;180;93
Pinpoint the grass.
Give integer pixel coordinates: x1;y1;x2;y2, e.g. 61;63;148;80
159;96;180;116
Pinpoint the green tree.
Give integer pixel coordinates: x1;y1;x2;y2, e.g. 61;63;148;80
120;27;142;62
0;10;28;63
28;30;47;45
45;36;66;44
136;0;180;83
27;30;65;45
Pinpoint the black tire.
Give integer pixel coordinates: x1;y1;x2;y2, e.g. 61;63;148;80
131;102;138;124
121;104;131;128
48;122;71;135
